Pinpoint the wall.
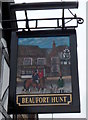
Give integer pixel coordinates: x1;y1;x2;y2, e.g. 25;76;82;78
0;0;13;119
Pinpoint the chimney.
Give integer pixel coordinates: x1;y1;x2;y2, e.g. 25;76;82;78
53;40;56;49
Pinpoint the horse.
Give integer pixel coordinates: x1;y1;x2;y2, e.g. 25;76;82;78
23;79;41;92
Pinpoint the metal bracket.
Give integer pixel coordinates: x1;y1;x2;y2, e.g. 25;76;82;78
1;1;84;31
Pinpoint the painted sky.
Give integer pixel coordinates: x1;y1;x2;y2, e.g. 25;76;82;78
18;36;69;48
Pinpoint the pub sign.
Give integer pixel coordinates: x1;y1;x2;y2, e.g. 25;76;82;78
8;29;80;114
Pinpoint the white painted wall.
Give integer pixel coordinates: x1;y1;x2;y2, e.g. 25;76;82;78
0;0;13;119
2;59;9;109
1;58;9;99
0;51;10;120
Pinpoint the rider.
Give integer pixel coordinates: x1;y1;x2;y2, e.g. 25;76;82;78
32;70;40;90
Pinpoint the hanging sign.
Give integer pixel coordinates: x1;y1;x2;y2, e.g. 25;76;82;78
8;29;80;114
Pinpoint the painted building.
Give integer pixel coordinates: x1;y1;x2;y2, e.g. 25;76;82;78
17;40;71;80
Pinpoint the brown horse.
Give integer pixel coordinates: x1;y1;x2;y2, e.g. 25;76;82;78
24;79;41;91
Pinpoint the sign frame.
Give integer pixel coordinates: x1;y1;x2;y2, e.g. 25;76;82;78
8;29;80;114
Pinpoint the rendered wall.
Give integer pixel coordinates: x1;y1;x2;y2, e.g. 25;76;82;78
0;0;13;119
